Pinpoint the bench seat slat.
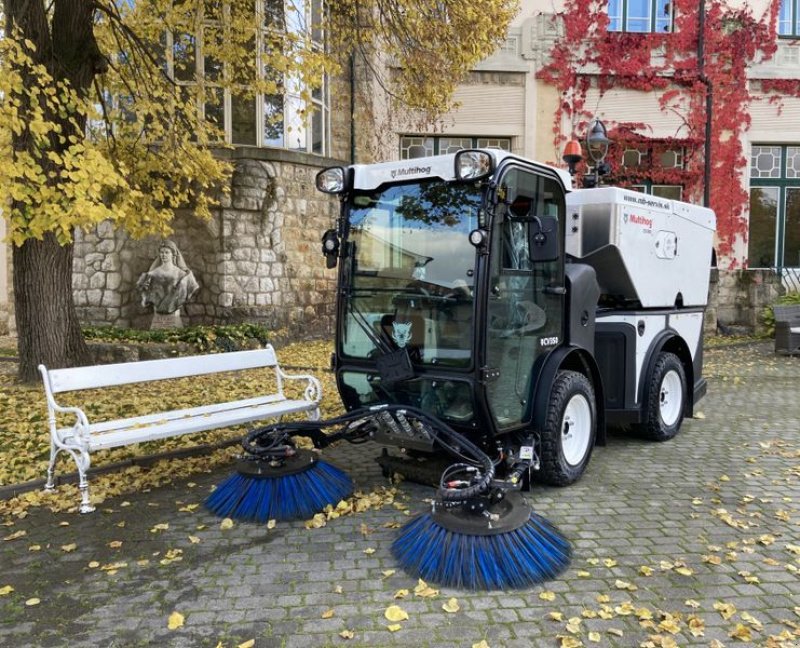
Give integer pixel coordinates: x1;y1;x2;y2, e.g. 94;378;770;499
66;398;316;451
47;347;278;393
86;394;286;434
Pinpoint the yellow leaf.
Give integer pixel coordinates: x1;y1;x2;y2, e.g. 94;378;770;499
61;543;77;553
28;545;41;552
386;624;402;632
566;617;582;633
381;569;395;578
0;585;14;596
25;598;40;606
607;628;624;637
687;614;705;637
639;565;654;576
539;591;556;601
3;530;26;541
339;629;354;639
167;611;184;630
266;520;276;530
603;558;617;567
548;612;564;621
88;561;100;568
596;594;610;603
442;598;460;614
321;609;334;619
674;566;693;576
238;641;255;648
188;536;200;544
714;601;737;620
363;547;375;555
334;585;343;594
393;589;409;599
615;579;637;591
729;623;752;642
588;631;601;642
576;570;591;577
472;642;490;648
694;411;706;419
108;541;122;549
220;518;234;530
558;636;582;648
413;579;439;598
384;605;409;622
685;599;700;608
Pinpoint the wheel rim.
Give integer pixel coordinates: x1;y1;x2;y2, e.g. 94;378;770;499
561;393;592;466
659;369;683;427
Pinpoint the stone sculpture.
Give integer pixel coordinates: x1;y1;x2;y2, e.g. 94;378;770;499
136;241;199;316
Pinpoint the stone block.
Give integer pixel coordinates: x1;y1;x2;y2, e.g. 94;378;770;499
101;290;122;307
220;292;233;307
96;220;115;239
106;273;122;291
232;196;261;211
85;253;104;266
89;273;106;290
97;239;115;254
100;255;121;272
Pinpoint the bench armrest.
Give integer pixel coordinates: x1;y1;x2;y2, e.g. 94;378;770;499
276;368;322;403
38;364;91;445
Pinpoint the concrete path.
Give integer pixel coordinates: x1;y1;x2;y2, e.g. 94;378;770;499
1;341;798;647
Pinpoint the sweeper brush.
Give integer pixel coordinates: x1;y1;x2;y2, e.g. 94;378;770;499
209;404;572;590
205;449;353;522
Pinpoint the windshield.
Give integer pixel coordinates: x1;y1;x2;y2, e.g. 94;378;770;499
341;180;482;367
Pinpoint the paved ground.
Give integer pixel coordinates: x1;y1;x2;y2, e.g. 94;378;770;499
1;341;798;647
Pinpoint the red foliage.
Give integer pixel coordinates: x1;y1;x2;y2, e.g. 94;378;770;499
537;0;785;267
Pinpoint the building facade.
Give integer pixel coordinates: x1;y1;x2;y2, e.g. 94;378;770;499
388;0;799;331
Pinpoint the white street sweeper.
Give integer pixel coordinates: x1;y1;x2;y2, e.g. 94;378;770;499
207;149;715;590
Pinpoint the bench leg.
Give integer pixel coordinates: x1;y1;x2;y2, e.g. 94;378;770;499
75;449;95;514
44;439;60;492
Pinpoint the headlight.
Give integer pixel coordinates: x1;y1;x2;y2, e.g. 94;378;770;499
454;150;493;182
316;167;346;194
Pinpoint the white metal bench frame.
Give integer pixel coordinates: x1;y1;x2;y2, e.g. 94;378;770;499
38;346;321;513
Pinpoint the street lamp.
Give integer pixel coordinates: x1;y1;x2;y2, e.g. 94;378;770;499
584;117;611;188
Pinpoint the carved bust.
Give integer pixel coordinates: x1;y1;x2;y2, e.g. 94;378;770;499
136;241;199;314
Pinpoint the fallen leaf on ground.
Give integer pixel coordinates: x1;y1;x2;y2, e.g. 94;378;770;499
0;585;14;596
386;624;402;632
442;598;460;613
321;609;334;619
61;543;76;553
339;629;354;639
539;591;556;601
167;611;184;630
384;605;409;622
714;601;737;620
25;598;40;606
219;518;234;530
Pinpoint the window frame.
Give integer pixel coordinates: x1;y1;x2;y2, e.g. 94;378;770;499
779;0;800;38
164;0;330;154
399;135;512;159
607;0;673;34
749;144;800;269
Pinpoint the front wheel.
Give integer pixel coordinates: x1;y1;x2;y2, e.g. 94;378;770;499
636;351;686;441
538;371;597;486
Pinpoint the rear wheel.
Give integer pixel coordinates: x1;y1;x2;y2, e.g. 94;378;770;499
538;371;596;486
637;351;686;441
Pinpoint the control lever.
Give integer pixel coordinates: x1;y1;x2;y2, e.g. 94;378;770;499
544;285;567;295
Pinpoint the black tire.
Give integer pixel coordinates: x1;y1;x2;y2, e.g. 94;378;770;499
537;370;597;486
636;351;686;442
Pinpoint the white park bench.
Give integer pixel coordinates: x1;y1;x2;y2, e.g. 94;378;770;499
38;346;321;513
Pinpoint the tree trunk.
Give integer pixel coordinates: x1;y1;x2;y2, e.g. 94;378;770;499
13;234;89;381
5;0;105;382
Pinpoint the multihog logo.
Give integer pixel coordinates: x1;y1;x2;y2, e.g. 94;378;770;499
629;213;653;229
390;165;431;179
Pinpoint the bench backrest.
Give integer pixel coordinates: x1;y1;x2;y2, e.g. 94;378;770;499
40;346;278;394
774;304;800;322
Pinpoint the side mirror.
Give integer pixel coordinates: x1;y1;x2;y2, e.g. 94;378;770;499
529;216;559;263
321;229;339;269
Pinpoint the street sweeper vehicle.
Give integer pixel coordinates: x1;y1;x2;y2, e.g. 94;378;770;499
206;149;715;590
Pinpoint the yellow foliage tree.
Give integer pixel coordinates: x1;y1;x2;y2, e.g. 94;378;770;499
1;0;516;381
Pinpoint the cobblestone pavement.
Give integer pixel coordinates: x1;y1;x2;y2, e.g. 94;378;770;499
1;341;798;647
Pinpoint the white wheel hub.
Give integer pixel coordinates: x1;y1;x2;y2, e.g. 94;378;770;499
561;393;592;466
659;369;683;427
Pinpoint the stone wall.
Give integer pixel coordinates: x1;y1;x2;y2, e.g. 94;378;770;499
708;268;784;336
74;149;342;336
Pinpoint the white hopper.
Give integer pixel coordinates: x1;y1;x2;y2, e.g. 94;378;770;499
565;187;716;308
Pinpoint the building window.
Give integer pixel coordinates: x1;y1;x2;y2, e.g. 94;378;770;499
779;0;800;37
749;145;800;268
620;145;684;199
631;184;683;200
165;0;329;154
607;0;673;33
400;136;512;159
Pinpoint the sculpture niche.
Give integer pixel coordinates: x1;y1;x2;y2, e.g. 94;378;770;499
136;241;199;328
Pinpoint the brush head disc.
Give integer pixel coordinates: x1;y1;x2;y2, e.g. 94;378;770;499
430;492;533;536
235;448;317;479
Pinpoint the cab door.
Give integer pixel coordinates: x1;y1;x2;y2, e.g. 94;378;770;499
484;166;566;430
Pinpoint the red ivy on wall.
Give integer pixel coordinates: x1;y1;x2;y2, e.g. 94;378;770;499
537;0;788;268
